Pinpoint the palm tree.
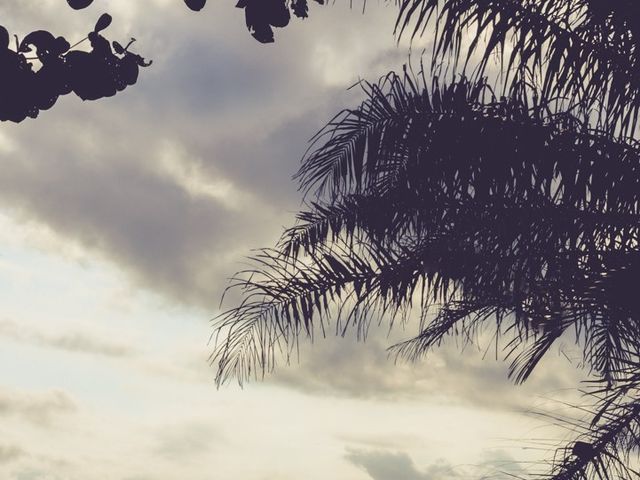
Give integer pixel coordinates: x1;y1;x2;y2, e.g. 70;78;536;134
211;1;640;478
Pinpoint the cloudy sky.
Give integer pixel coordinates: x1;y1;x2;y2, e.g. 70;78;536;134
0;1;591;479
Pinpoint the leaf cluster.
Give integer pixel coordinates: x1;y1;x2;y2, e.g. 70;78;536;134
0;14;150;123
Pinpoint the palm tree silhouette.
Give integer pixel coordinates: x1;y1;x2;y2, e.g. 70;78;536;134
212;1;640;478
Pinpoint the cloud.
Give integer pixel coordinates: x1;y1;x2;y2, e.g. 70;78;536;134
0;388;76;425
346;449;459;480
0;320;135;358
47;334;133;357
267;322;587;410
478;450;527;479
0;0;408;311
153;422;221;460
345;448;528;480
0;444;25;464
337;432;427;451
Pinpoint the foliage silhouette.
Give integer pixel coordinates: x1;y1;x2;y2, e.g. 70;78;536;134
65;0;325;43
0;13;150;123
235;0;325;43
210;1;640;479
66;0;211;12
5;0;326;122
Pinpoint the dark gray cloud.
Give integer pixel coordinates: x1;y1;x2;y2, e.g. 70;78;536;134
0;110;271;309
0;320;135;358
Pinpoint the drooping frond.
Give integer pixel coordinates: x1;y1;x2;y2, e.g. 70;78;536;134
211;238;449;385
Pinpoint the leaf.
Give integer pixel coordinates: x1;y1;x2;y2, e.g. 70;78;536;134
66;0;94;9
94;13;112;33
184;0;207;11
112;41;125;55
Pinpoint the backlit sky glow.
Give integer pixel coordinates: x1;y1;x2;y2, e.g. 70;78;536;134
1;2;588;479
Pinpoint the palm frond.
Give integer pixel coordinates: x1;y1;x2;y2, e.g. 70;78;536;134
395;0;640;134
211;239;443;385
212;70;640;389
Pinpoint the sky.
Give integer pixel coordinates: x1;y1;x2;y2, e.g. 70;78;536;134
0;1;592;479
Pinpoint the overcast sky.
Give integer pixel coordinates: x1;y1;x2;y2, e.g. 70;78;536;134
0;1;591;479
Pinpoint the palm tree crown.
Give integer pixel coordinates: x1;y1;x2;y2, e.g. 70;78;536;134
212;1;640;478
